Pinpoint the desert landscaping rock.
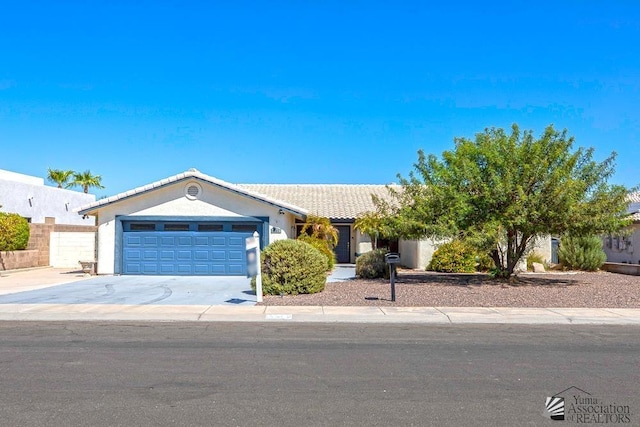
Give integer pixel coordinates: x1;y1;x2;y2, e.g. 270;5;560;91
260;270;640;308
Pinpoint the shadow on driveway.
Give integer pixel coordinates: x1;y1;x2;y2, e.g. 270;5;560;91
0;275;257;306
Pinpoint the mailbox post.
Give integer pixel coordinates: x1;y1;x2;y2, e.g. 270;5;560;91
384;253;400;302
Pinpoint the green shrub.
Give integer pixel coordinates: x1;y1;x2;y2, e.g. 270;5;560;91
558;235;606;271
427;240;476;273
0;213;30;251
297;234;335;271
475;252;495;272
251;239;327;295
356;248;389;279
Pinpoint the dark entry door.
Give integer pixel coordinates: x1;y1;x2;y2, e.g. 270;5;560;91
334;226;351;263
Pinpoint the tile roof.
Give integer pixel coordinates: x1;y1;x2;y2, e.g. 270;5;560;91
77;169;309;216
238;184;395;220
627;192;640;222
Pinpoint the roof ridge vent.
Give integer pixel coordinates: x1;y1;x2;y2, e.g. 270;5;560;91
188;168;199;173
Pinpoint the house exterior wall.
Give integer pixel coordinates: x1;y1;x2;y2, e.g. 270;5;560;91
0;169;95;226
94;179;296;274
603;224;640;264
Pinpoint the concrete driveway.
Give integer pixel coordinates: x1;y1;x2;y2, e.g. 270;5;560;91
0;269;256;306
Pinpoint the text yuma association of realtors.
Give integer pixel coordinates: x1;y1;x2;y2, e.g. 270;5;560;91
567;394;631;424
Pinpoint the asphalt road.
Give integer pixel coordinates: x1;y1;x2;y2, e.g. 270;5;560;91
0;322;638;426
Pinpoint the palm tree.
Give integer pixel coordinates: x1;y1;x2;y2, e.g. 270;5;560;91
46;168;75;189
71;170;104;193
299;214;339;249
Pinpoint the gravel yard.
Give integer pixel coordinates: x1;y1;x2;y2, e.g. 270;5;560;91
259;270;640;308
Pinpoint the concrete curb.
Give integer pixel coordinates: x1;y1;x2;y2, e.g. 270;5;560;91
0;304;639;324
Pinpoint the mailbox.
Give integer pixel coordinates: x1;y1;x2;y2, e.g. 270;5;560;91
384;253;400;302
385;253;400;264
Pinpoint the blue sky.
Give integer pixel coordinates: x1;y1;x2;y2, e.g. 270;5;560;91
1;1;638;198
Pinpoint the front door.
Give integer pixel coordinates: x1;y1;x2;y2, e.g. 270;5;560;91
334;225;351;263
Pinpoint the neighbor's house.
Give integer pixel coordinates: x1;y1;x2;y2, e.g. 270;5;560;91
603;192;640;265
0;169;96;270
77;169;444;276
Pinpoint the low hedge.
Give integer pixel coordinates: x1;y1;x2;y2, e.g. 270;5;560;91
252;239;327;295
0;213;30;251
356;248;389;279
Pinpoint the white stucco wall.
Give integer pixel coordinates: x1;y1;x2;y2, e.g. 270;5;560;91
526;235;553;263
603;224;640;264
398;239;439;270
0;169;95;225
50;232;96;268
93;179;298;274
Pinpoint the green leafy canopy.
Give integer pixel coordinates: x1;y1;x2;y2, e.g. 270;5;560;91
376;124;633;277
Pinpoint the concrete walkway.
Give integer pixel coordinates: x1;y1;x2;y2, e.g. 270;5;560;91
1;268;639;324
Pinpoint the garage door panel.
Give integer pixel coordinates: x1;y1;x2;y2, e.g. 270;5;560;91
143;236;159;246
194;236;209;246
176;264;192;274
160;236;176;246
122;229;253;276
194;250;209;261
177;236;192;246
228;237;244;246
211;236;226;246
125;236;142;246
193;264;209;274
160;264;175;274
142;250;158;261
141;264;158;274
124;249;141;261
228;264;244;274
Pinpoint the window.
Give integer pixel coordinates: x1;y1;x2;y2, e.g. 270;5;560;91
198;224;223;232
129;223;156;231
164;223;190;231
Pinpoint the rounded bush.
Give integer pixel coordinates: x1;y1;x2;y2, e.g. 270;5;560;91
558;235;606;271
297;234;335;271
0;213;30;251
252;239;327;295
427;240;476;273
356;248;388;279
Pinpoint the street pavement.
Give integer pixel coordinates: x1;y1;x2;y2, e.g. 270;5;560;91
1;267;639;324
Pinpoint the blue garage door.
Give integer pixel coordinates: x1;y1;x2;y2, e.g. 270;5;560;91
122;231;252;276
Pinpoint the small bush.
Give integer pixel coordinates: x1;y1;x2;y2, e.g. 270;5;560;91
526;252;545;271
475;252;495;272
427;240;476;273
356;248;388;279
297;234;335;271
251;239;327;295
0;213;30;251
558;235;606;271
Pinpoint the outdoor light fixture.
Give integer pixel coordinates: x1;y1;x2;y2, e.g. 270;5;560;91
278;209;285;215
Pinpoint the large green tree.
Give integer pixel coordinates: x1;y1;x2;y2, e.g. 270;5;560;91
71;170;104;193
46;168;75;188
376;124;632;277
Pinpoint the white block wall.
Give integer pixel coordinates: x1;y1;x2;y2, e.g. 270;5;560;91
50;232;96;268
